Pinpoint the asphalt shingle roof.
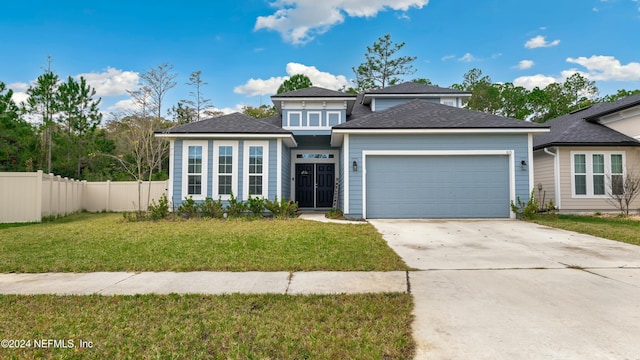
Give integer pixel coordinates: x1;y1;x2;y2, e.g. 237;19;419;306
272;86;356;98
364;82;470;95
335;99;546;129
159;112;291;134
533;94;640;149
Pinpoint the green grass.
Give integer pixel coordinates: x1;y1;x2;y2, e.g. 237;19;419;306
532;214;640;246
0;293;415;359
0;213;408;273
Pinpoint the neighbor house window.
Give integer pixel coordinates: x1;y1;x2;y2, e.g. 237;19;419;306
243;141;269;199
182;141;208;200
572;151;625;197
213;141;237;200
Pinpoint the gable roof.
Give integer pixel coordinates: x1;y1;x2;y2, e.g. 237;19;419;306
364;82;470;95
334;99;547;130
533;95;640;150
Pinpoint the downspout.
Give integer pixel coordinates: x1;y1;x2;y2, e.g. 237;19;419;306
543;147;561;210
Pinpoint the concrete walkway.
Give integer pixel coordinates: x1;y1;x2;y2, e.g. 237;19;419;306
0;271;408;295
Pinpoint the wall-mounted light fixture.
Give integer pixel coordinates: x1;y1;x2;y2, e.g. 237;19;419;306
352;160;358;172
521;160;528;171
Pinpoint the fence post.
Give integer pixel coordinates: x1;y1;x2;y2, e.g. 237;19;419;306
106;180;111;212
35;170;43;221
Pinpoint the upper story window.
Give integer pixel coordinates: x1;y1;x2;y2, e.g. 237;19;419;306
285;111;342;130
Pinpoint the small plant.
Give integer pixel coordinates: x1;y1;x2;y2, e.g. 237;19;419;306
594;211;602;216
147;193;170;220
177;197;200;219
326;208;344;220
226;192;247;218
122;211;146;222
201;197;225;219
247;196;265;217
510;189;539;220
264;197;299;219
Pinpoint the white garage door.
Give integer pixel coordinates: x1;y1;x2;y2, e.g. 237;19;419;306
365;155;511;218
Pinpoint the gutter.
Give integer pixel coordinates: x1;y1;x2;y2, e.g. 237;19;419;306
543;147;561;210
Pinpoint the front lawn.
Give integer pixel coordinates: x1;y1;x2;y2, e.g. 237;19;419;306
0;293;415;359
532;214;640;246
0;213;408;272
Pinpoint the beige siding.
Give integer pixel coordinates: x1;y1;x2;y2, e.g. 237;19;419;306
600;108;640;139
533;150;556;208
557;146;640;212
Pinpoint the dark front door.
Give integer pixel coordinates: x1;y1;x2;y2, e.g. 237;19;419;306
295;163;335;208
295;164;314;207
316;164;335;207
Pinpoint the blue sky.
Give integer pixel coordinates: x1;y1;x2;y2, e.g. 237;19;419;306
1;0;639;119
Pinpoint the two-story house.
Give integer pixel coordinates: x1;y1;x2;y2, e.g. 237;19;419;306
157;82;548;219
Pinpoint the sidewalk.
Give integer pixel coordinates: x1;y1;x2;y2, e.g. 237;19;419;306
0;271;409;296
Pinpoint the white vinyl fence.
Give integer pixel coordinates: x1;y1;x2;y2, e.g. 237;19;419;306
0;171;168;223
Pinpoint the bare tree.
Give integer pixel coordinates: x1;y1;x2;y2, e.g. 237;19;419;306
139;63;177;120
182;70;213;122
607;172;640;215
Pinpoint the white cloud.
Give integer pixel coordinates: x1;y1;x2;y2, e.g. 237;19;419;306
566;55;640;81
441;55;456;61
255;0;429;44
525;35;560;49
75;67;139;97
516;60;535;70
459;53;476;62
234;77;288;96
210;104;245;115
106;98;139;114
513;74;558;90
7;82;29;105
234;62;349;96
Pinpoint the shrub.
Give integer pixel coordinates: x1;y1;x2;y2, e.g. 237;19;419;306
177;196;200;219
201;197;225;219
226;192;247;218
264;197;299;219
148;193;170;220
325;208;344;220
247;196;265;217
510;189;539;220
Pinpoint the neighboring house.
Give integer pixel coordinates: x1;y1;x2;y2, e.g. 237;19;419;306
533;94;640;213
156;82;548;219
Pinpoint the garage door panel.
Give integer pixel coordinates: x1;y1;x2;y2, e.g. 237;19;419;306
366;155;510;218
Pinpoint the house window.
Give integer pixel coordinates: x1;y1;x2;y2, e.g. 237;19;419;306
243;141;269;199
213;141;237;199
182;141;208;200
572;151;625;197
187;146;203;195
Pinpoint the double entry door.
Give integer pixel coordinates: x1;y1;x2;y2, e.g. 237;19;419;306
295;163;335;208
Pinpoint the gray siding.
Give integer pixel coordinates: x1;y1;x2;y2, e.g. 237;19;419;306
346;134;531;218
281;143;291;200
533;150;556;209
374;98;439;112
172;139;183;204
268;139;277;199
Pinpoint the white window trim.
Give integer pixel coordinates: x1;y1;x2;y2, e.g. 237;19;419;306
570;151;626;198
243;141;269;200
213;141;238;200
326;111;342;127
284;110;333;130
287;111;303;127
182;140;208;201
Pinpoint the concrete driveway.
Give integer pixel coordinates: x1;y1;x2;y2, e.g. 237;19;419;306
369;219;640;360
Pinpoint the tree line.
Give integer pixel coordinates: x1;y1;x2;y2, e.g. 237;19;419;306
1;35;639;181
